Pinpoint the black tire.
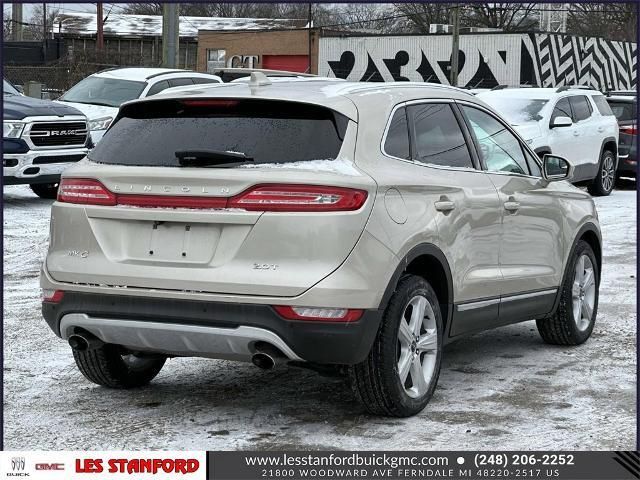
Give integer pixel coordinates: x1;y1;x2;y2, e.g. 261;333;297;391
73;344;166;388
536;240;599;345
587;150;616;196
30;182;59;199
349;275;443;417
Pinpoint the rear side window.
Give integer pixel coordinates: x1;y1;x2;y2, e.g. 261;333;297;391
384;107;411;160
608;100;637;121
408;103;473;168
569;96;592;121
592;95;615;116
168;78;194;87
89;99;348;166
192;77;221;84
551;98;572;123
146;80;170;97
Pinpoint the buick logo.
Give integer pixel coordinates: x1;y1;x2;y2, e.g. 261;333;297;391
8;457;29;477
11;458;25;471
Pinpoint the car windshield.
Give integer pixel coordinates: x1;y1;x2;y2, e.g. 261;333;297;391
59;76;146;107
482;97;549;124
3;79;20;95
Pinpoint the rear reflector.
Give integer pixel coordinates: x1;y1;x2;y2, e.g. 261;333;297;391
58;179;368;212
229;185;368;212
620;125;638;135
273;306;364;322
42;289;64;303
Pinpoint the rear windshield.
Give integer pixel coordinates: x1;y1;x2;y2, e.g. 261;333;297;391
608;100;637;122
89;98;348;166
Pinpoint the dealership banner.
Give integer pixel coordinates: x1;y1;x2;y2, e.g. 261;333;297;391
208;451;640;480
0;452;205;479
2;451;639;479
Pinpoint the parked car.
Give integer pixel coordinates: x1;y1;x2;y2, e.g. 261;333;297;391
3;78;90;199
55;68;222;144
478;86;619;196
42;76;602;417
606;91;637;182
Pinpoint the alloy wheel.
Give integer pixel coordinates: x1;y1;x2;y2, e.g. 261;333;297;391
601;156;615;193
397;295;439;398
571;254;596;331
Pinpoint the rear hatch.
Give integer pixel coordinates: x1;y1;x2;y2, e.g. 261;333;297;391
46;97;376;297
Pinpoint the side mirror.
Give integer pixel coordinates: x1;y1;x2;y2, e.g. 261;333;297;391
542;154;573;182
550;116;572;128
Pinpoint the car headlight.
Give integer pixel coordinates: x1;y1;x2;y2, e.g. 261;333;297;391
88;116;113;131
3;121;24;138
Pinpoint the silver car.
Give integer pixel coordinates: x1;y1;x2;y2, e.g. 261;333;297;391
41;75;602;417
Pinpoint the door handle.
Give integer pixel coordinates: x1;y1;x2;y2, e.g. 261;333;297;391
504;201;520;212
434;199;455;213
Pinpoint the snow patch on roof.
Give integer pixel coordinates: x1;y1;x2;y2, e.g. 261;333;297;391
53;12;307;38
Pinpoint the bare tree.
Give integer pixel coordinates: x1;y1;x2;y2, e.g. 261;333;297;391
393;3;455;33
567;3;637;42
24;4;59;40
463;3;538;31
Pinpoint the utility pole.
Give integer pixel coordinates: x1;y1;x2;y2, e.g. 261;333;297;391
162;3;179;68
307;3;312;73
450;4;460;87
42;3;47;58
11;3;23;41
97;2;104;51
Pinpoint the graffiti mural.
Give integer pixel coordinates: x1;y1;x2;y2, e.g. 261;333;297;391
318;33;637;91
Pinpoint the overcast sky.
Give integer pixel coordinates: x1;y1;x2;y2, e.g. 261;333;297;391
7;3;127;20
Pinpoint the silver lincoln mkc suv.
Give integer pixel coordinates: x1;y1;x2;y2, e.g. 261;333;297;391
41;74;602;417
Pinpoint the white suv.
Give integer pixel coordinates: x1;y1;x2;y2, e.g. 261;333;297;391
55;68;222;144
478;87;619;196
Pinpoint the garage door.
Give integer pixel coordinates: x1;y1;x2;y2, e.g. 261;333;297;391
262;55;310;73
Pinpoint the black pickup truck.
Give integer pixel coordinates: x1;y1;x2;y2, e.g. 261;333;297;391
3;78;90;198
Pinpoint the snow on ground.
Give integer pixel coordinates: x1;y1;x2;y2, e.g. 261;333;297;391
3;183;636;450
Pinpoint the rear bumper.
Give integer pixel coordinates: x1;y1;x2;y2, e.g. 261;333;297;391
617;152;637;177
43;291;383;365
3;148;88;185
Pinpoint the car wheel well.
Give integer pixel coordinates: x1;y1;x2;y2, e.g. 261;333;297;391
579;230;602;276
602;141;617;158
404;255;450;328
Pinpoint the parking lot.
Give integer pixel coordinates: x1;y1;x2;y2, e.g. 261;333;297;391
3;182;636;450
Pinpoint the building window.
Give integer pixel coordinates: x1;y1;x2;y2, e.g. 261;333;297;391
206;49;226;72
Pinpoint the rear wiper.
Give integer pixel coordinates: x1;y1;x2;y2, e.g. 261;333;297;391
175;150;254;168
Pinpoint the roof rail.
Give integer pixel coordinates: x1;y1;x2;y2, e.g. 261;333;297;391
491;84;509;90
145;69;189;80
556;85;594;93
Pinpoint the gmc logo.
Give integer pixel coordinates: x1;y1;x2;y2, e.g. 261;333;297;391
35;464;64;471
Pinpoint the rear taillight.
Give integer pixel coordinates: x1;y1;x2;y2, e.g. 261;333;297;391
620;125;637;135
273;306;364;322
57;178;116;205
229;185;368;212
42;289;64;303
57;179;368;212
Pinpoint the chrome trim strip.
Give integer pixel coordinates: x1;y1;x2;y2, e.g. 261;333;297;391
457;288;557;311
500;288;557;303
457;298;500;312
60;313;303;362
